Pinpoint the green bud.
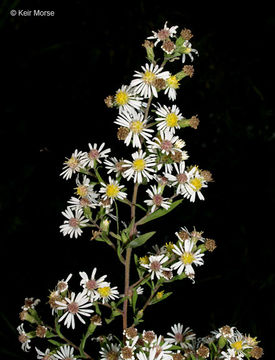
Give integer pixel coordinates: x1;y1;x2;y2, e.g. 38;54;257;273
175;36;184;47
121;229;128;243
137;310;143;319
143;40;155;62
218;336;227;349
100;219;110;233
179;119;191;128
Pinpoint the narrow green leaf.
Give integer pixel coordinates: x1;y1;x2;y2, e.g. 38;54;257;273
137;199;183;225
150;292;173;305
132;289;138;313
48;339;64;347
128;231;156;248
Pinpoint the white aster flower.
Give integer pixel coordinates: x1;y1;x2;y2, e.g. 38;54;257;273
52;345;76;360
147;21;178;46
17;324;31;352
141;254;170;280
147;130;180;156
97;283;119;304
137;348;162;360
81;143;111;168
185;166;208;202
171;239;204;277
99;176;127;204
60;149;85;180
60;207;89;238
21;297;40;311
155;104;183;134
114;85;143;114
79;268;108;301
74;175;99;204
104;157;126;178
99;343;120;360
164;75;180;101
67;195;98;210
212;325;236;340
228;330;252;356
35;347;53;360
130;63;170;98
114;109;153;148
165;323;196;349
221;348;244;360
123;150;156;183
144;185;171;213
56;273;72;293
181;40;199;63
165;161;192;195
56;291;94;329
121;337;139;360
151;335;173;360
136;286;144;295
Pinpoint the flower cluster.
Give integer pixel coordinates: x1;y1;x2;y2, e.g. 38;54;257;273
138;226;214;283
17;21;263;360
59;22;211;240
97;324;263;360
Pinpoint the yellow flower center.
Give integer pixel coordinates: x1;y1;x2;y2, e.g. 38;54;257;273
183;47;192;54
167;76;179;89
231;341;243;351
166;113;178;127
165;242;174;252
190;178;202;191
133;158;146;171
76;185;88;197
156;291;164;299
98;286;111;298
115;91;129;105
130;120;144;134
67;157;78;169
106;184;120;198
139;255;149;264
181;252;195;265
142;70;156;84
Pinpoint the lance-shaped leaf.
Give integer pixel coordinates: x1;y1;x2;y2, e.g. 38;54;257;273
150;292;173;305
136;199;183;225
128;231;156;248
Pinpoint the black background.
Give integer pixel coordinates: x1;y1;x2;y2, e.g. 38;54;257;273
1;0;274;358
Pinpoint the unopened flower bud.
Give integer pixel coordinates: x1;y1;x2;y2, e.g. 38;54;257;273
19;310;37;324
104;95;114;108
180;28;193;40
143;40;155;62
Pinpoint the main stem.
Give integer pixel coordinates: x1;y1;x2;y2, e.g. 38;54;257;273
123;183;139;334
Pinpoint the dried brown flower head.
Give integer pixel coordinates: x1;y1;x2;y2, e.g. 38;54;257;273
181;28;193;40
